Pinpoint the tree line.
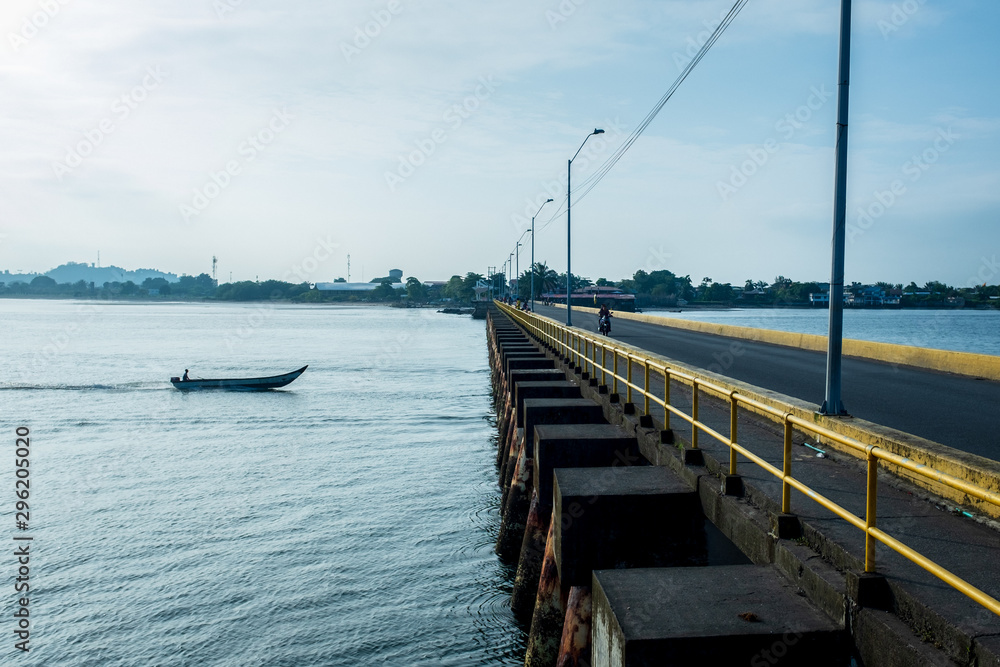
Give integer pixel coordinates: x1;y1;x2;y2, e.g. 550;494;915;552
3;267;997;308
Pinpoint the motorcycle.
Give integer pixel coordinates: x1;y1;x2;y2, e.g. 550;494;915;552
598;313;612;335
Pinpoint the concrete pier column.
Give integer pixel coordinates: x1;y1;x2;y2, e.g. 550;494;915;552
555;586;591;667
553;467;707;595
497;441;531;562
525;520;566;667
512;491;550;623
502;381;580;478
497;410;517;474
496;391;513;441
591;565;848;666
501;429;523;494
511;423;643;629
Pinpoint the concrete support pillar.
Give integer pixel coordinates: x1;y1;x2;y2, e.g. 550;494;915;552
525;520;566;667
555;586;591;667
496;440;531;562
512;491;550;623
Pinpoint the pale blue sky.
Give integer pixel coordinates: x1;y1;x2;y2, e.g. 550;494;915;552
1;0;997;287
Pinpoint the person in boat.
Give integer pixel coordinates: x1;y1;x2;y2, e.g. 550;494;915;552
182;369;190;381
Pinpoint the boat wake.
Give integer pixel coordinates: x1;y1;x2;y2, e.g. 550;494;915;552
0;381;172;392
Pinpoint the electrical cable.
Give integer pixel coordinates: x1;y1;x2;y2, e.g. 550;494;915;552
532;0;751;237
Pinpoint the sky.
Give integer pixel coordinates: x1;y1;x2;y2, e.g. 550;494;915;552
1;0;998;288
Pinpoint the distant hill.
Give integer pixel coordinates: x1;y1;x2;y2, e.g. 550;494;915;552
0;262;179;285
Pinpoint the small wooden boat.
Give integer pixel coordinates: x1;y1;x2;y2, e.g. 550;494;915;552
170;366;308;391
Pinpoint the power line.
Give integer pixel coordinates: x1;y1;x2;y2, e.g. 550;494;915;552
533;0;751;237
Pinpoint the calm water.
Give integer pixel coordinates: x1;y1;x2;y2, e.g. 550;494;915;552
0;300;523;666
644;307;1000;356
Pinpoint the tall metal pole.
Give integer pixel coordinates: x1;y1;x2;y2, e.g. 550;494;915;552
821;0;853;416
566;129;603;327
509;253;514;300
531;217;536;310
515;243;520;302
530;199;553;312
567;158;573;325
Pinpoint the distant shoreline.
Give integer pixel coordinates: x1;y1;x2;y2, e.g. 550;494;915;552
1;294;995;311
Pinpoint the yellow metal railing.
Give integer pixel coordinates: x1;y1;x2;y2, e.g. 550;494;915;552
494;301;1000;617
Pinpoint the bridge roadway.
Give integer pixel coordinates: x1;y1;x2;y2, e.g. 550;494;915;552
532;305;1000;460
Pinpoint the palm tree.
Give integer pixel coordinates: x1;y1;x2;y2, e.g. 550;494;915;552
524;262;559;298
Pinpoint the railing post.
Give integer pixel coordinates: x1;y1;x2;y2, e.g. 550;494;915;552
613;350;619;395
600;345;606;386
626;356;633;405
663;369;671;429
782;417;793;514
865;447;878;573
692;379;699;450
643;362;650;416
729;393;738;475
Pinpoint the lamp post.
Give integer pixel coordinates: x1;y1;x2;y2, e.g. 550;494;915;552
566;128;604;326
820;0;853;417
530;198;553;311
514;241;523;302
509;252;514;300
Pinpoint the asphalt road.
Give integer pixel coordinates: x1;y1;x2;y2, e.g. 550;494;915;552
532;305;1000;459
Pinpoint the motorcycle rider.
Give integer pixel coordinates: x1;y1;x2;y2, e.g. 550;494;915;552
598;304;612;334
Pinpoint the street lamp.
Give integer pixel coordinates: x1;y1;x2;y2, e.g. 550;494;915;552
514;241;523;302
820;0;853;417
566;128;604;326
530;198;553;311
509;252;514;300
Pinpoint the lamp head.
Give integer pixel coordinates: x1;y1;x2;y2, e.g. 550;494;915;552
593;128;605;135
546;198;553;202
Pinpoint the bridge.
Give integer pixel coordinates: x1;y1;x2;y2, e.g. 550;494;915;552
487;302;1000;666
